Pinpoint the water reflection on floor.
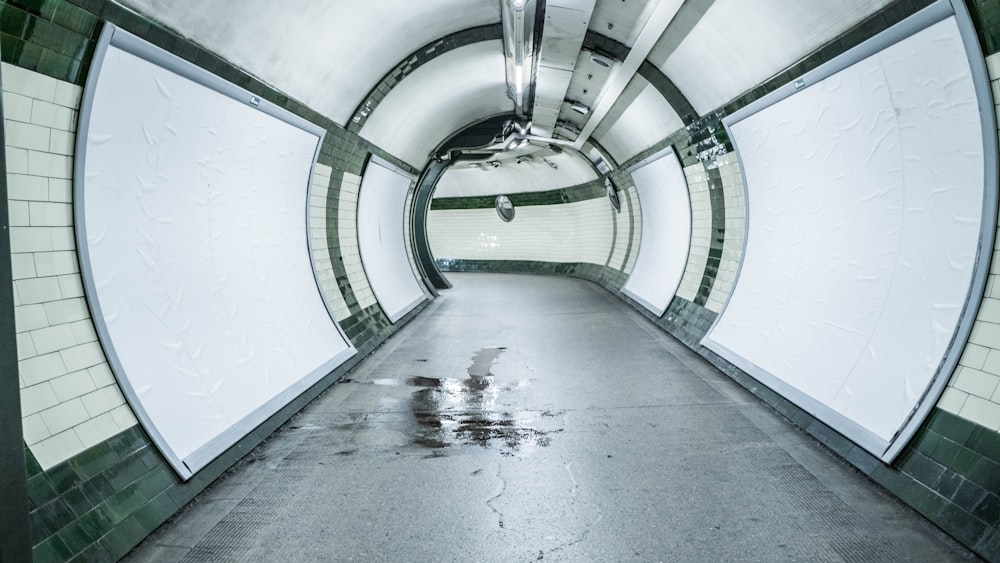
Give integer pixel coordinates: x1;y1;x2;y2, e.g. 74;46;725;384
342;347;558;456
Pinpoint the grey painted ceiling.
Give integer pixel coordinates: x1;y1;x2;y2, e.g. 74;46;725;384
114;0;898;195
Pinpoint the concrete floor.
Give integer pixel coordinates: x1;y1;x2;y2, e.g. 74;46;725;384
126;273;978;562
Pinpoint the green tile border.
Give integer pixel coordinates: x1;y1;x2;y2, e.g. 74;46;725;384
437;259;629;293
430;178;605;210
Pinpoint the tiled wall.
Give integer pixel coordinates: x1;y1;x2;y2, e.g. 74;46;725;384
938;51;1000;433
674;161;712;304
308;162;351;322
336;171;378;311
2;0;1000;560
0;0;426;560
403;187;422;286
607;183;637;273
4;62;138;470
428;193;615;266
615;3;1000;558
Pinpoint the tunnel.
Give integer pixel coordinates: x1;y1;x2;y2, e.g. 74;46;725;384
1;0;1000;560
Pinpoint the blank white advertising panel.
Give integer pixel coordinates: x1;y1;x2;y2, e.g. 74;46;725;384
702;12;990;455
621;149;691;317
77;27;355;479
357;158;427;323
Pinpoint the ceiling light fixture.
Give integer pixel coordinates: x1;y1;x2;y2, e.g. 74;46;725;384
570;102;590;115
501;0;537;115
590;52;613;69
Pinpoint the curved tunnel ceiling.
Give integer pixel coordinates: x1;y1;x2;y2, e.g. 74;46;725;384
652;0;896;114
115;0;918;188
358;41;513;170
115;0;499;125
593;76;683;164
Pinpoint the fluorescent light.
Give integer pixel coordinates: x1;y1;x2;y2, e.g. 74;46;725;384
501;0;535;113
570;102;590;115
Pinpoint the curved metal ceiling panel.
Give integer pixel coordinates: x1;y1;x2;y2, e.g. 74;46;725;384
435;151;598;198
588;0;660;48
115;0;498;125
359;41;514;169
656;0;893;115
594;78;682;164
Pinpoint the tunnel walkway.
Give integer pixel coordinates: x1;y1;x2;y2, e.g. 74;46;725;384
125;273;974;562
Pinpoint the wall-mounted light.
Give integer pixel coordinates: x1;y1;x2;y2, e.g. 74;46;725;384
496;195;516;222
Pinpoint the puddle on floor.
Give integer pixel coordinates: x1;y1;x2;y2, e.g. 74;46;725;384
409;347;555;456
341;347;558;456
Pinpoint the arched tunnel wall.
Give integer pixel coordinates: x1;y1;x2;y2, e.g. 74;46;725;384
1;0;1000;561
1;2;433;559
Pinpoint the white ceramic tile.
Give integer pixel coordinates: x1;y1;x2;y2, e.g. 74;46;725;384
14;304;49;333
15;331;36;361
3;92;34;122
20;382;59;416
50;370;98;403
959;395;1000;431
18;351;67;386
29;324;76;356
2;64;57;102
48;129;75;157
57;274;84;298
937;387;969;414
33;250;78;277
5;120;51;151
980;348;1000;376
109;404;138;430
31;429;85;469
953;366;1000;399
30;99;76;131
8;200;29;227
27;151;72;179
81;386;125;418
39;398;89;435
314;162;333;178
6;173;48;201
6;146;29;174
88;363;115;387
51;227;76;250
60;342;105;373
970;321;1000;348
53;81;82;109
21;413;50;445
43;298;89;325
73;412;120;446
69;319;97;344
979;298;1000;324
48;178;72;203
14;277;62;305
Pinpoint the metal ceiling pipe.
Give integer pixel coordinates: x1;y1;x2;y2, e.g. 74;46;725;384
501;0;539;116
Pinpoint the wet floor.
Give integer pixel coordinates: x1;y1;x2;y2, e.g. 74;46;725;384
125;273;979;562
